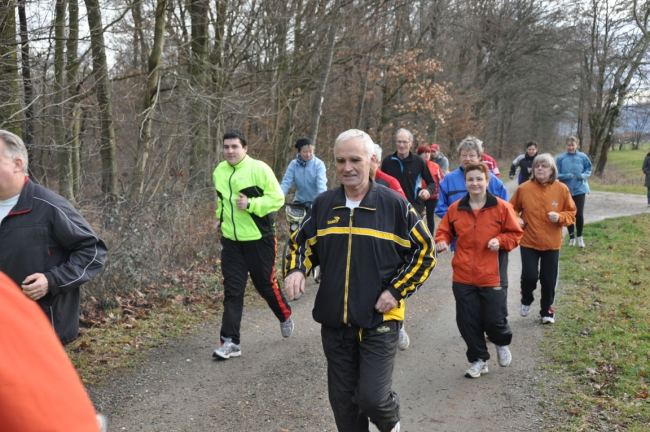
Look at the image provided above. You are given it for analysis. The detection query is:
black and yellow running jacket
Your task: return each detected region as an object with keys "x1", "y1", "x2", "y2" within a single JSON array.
[
  {"x1": 285, "y1": 178, "x2": 436, "y2": 328},
  {"x1": 213, "y1": 155, "x2": 284, "y2": 241}
]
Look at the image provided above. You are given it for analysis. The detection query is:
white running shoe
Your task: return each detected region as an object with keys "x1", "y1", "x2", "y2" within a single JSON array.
[
  {"x1": 398, "y1": 325, "x2": 410, "y2": 350},
  {"x1": 542, "y1": 316, "x2": 555, "y2": 324},
  {"x1": 465, "y1": 359, "x2": 488, "y2": 378},
  {"x1": 496, "y1": 345, "x2": 512, "y2": 367},
  {"x1": 577, "y1": 236, "x2": 585, "y2": 248},
  {"x1": 569, "y1": 238, "x2": 576, "y2": 246},
  {"x1": 213, "y1": 340, "x2": 241, "y2": 359},
  {"x1": 520, "y1": 304, "x2": 531, "y2": 317}
]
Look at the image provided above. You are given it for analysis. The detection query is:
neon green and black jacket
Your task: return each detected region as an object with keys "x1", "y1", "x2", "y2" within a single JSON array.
[{"x1": 213, "y1": 155, "x2": 284, "y2": 241}]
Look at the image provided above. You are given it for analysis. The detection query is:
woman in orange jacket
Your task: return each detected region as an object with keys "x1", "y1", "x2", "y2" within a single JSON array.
[
  {"x1": 435, "y1": 163, "x2": 523, "y2": 379},
  {"x1": 510, "y1": 153, "x2": 576, "y2": 324}
]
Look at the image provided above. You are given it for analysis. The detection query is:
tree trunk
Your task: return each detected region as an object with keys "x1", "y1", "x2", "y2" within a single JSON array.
[
  {"x1": 133, "y1": 0, "x2": 167, "y2": 198},
  {"x1": 0, "y1": 0, "x2": 22, "y2": 136},
  {"x1": 66, "y1": 0, "x2": 82, "y2": 196},
  {"x1": 84, "y1": 0, "x2": 118, "y2": 198},
  {"x1": 188, "y1": 0, "x2": 209, "y2": 187},
  {"x1": 309, "y1": 15, "x2": 339, "y2": 146},
  {"x1": 54, "y1": 0, "x2": 74, "y2": 200},
  {"x1": 17, "y1": 0, "x2": 37, "y2": 178}
]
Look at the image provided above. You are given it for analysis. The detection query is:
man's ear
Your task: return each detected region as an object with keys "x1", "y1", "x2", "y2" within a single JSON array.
[
  {"x1": 13, "y1": 157, "x2": 24, "y2": 173},
  {"x1": 370, "y1": 154, "x2": 377, "y2": 164}
]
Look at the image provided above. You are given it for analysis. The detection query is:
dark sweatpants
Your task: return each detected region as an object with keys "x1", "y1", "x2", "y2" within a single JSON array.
[
  {"x1": 321, "y1": 322, "x2": 400, "y2": 432},
  {"x1": 567, "y1": 193, "x2": 586, "y2": 238},
  {"x1": 220, "y1": 236, "x2": 291, "y2": 345},
  {"x1": 424, "y1": 198, "x2": 438, "y2": 234},
  {"x1": 452, "y1": 282, "x2": 512, "y2": 363},
  {"x1": 520, "y1": 246, "x2": 559, "y2": 318}
]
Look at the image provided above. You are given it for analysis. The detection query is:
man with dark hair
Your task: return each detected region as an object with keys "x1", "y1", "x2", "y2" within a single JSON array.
[
  {"x1": 0, "y1": 130, "x2": 107, "y2": 346},
  {"x1": 212, "y1": 129, "x2": 293, "y2": 360}
]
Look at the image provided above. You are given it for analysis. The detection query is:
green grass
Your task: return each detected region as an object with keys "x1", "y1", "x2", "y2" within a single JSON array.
[
  {"x1": 543, "y1": 214, "x2": 650, "y2": 430},
  {"x1": 590, "y1": 147, "x2": 648, "y2": 195}
]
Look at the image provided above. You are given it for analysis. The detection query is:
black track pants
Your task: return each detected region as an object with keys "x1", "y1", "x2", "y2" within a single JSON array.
[
  {"x1": 220, "y1": 236, "x2": 291, "y2": 345},
  {"x1": 452, "y1": 282, "x2": 512, "y2": 363},
  {"x1": 567, "y1": 193, "x2": 585, "y2": 238},
  {"x1": 520, "y1": 246, "x2": 559, "y2": 318},
  {"x1": 321, "y1": 322, "x2": 400, "y2": 432},
  {"x1": 424, "y1": 198, "x2": 438, "y2": 234}
]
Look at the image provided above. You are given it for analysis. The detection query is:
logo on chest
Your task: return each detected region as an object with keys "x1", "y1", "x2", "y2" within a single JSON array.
[
  {"x1": 551, "y1": 200, "x2": 558, "y2": 208},
  {"x1": 327, "y1": 216, "x2": 340, "y2": 225}
]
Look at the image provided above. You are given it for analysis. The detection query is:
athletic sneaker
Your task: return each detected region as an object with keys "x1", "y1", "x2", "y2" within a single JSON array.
[
  {"x1": 391, "y1": 421, "x2": 401, "y2": 432},
  {"x1": 542, "y1": 316, "x2": 555, "y2": 324},
  {"x1": 496, "y1": 345, "x2": 512, "y2": 367},
  {"x1": 213, "y1": 340, "x2": 241, "y2": 359},
  {"x1": 520, "y1": 304, "x2": 531, "y2": 317},
  {"x1": 577, "y1": 236, "x2": 585, "y2": 248},
  {"x1": 465, "y1": 359, "x2": 488, "y2": 378},
  {"x1": 569, "y1": 238, "x2": 576, "y2": 246},
  {"x1": 281, "y1": 317, "x2": 294, "y2": 338},
  {"x1": 398, "y1": 325, "x2": 410, "y2": 350},
  {"x1": 97, "y1": 414, "x2": 108, "y2": 432}
]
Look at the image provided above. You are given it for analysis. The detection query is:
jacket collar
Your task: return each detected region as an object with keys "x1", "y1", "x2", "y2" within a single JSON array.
[
  {"x1": 9, "y1": 177, "x2": 34, "y2": 215},
  {"x1": 457, "y1": 190, "x2": 498, "y2": 211},
  {"x1": 390, "y1": 151, "x2": 415, "y2": 162},
  {"x1": 332, "y1": 177, "x2": 379, "y2": 210}
]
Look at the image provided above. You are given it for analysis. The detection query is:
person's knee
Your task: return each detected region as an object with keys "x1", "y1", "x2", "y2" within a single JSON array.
[{"x1": 356, "y1": 387, "x2": 388, "y2": 416}]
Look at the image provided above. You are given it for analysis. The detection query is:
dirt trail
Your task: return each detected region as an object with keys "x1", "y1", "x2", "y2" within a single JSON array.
[{"x1": 89, "y1": 183, "x2": 648, "y2": 431}]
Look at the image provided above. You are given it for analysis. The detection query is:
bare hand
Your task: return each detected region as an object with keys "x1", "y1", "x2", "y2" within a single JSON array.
[
  {"x1": 548, "y1": 212, "x2": 559, "y2": 223},
  {"x1": 509, "y1": 175, "x2": 514, "y2": 179},
  {"x1": 213, "y1": 220, "x2": 221, "y2": 231},
  {"x1": 236, "y1": 192, "x2": 248, "y2": 210},
  {"x1": 435, "y1": 241, "x2": 449, "y2": 253},
  {"x1": 517, "y1": 217, "x2": 525, "y2": 229},
  {"x1": 487, "y1": 238, "x2": 500, "y2": 252},
  {"x1": 284, "y1": 272, "x2": 306, "y2": 301},
  {"x1": 375, "y1": 289, "x2": 398, "y2": 314},
  {"x1": 22, "y1": 273, "x2": 49, "y2": 301},
  {"x1": 418, "y1": 189, "x2": 431, "y2": 200}
]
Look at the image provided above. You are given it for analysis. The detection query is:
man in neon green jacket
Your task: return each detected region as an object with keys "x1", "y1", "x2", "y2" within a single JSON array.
[{"x1": 212, "y1": 129, "x2": 293, "y2": 360}]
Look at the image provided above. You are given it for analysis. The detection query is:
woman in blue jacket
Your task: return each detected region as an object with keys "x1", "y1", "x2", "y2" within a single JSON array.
[
  {"x1": 280, "y1": 137, "x2": 327, "y2": 205},
  {"x1": 556, "y1": 136, "x2": 592, "y2": 248}
]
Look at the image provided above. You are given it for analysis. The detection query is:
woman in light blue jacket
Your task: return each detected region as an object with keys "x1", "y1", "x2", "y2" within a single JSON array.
[
  {"x1": 556, "y1": 136, "x2": 592, "y2": 248},
  {"x1": 280, "y1": 137, "x2": 328, "y2": 205}
]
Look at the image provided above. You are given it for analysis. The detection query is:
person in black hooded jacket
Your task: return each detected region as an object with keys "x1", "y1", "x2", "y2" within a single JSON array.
[
  {"x1": 509, "y1": 141, "x2": 538, "y2": 184},
  {"x1": 0, "y1": 130, "x2": 107, "y2": 345}
]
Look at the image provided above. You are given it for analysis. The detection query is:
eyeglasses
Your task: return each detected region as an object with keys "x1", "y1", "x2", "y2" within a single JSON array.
[
  {"x1": 535, "y1": 164, "x2": 550, "y2": 169},
  {"x1": 396, "y1": 140, "x2": 411, "y2": 145}
]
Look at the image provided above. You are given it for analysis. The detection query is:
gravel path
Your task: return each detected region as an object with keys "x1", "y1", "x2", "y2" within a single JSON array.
[{"x1": 88, "y1": 183, "x2": 649, "y2": 431}]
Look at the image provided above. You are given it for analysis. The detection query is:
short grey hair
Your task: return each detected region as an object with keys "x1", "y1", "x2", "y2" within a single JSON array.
[
  {"x1": 395, "y1": 128, "x2": 413, "y2": 143},
  {"x1": 373, "y1": 143, "x2": 383, "y2": 160},
  {"x1": 0, "y1": 130, "x2": 28, "y2": 174},
  {"x1": 532, "y1": 153, "x2": 557, "y2": 183},
  {"x1": 566, "y1": 135, "x2": 579, "y2": 145},
  {"x1": 457, "y1": 136, "x2": 483, "y2": 158},
  {"x1": 334, "y1": 129, "x2": 375, "y2": 159}
]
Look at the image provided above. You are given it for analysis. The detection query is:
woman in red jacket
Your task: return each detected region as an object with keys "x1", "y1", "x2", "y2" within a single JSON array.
[
  {"x1": 416, "y1": 144, "x2": 444, "y2": 233},
  {"x1": 435, "y1": 163, "x2": 523, "y2": 378}
]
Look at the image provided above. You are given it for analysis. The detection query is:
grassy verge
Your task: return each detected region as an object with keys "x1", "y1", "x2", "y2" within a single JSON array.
[
  {"x1": 543, "y1": 214, "x2": 650, "y2": 430},
  {"x1": 590, "y1": 148, "x2": 647, "y2": 195}
]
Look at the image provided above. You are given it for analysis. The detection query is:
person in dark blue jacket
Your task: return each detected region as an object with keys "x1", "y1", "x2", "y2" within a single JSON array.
[{"x1": 509, "y1": 141, "x2": 538, "y2": 184}]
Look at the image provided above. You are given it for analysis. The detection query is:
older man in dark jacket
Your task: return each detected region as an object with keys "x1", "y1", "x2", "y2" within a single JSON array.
[{"x1": 0, "y1": 130, "x2": 107, "y2": 345}]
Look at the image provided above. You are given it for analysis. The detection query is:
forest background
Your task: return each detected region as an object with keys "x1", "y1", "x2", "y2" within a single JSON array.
[{"x1": 0, "y1": 0, "x2": 649, "y2": 311}]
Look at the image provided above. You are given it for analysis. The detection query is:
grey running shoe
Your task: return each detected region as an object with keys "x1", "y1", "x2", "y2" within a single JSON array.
[
  {"x1": 496, "y1": 345, "x2": 512, "y2": 367},
  {"x1": 398, "y1": 325, "x2": 410, "y2": 350},
  {"x1": 577, "y1": 236, "x2": 585, "y2": 248},
  {"x1": 281, "y1": 317, "x2": 294, "y2": 338},
  {"x1": 465, "y1": 359, "x2": 488, "y2": 378},
  {"x1": 520, "y1": 304, "x2": 531, "y2": 317},
  {"x1": 569, "y1": 238, "x2": 576, "y2": 246},
  {"x1": 97, "y1": 414, "x2": 108, "y2": 432},
  {"x1": 213, "y1": 341, "x2": 241, "y2": 359}
]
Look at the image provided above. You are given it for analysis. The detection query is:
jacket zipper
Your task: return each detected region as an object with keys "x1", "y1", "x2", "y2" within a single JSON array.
[
  {"x1": 228, "y1": 166, "x2": 237, "y2": 240},
  {"x1": 343, "y1": 208, "x2": 354, "y2": 324}
]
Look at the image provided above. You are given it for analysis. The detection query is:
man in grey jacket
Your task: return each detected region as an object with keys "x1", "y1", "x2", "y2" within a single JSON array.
[{"x1": 0, "y1": 130, "x2": 107, "y2": 345}]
